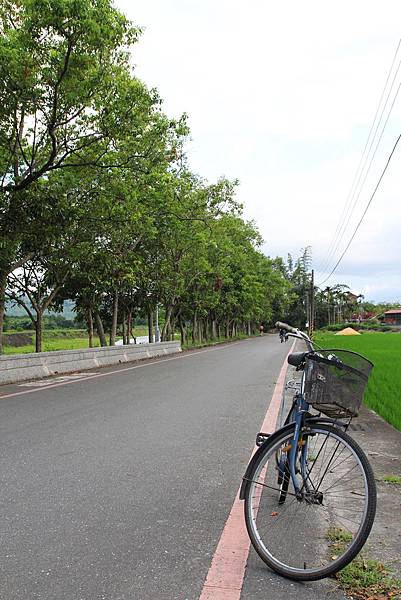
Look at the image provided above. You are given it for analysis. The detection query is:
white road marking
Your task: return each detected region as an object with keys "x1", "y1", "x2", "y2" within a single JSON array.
[{"x1": 0, "y1": 341, "x2": 245, "y2": 400}]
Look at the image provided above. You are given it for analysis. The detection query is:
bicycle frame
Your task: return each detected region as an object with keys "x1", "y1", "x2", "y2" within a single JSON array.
[
  {"x1": 278, "y1": 328, "x2": 348, "y2": 498},
  {"x1": 240, "y1": 326, "x2": 348, "y2": 501},
  {"x1": 282, "y1": 329, "x2": 323, "y2": 496}
]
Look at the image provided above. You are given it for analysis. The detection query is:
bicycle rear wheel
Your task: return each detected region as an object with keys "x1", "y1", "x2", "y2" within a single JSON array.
[{"x1": 243, "y1": 423, "x2": 376, "y2": 581}]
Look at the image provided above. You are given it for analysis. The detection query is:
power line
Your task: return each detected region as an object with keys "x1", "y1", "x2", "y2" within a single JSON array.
[
  {"x1": 317, "y1": 133, "x2": 401, "y2": 287},
  {"x1": 319, "y1": 76, "x2": 401, "y2": 278},
  {"x1": 315, "y1": 38, "x2": 401, "y2": 274}
]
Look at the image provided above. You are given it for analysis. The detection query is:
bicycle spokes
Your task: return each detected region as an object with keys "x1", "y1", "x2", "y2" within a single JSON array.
[{"x1": 244, "y1": 426, "x2": 374, "y2": 578}]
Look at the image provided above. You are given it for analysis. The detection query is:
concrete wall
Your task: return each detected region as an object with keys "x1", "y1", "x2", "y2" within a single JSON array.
[{"x1": 0, "y1": 341, "x2": 181, "y2": 386}]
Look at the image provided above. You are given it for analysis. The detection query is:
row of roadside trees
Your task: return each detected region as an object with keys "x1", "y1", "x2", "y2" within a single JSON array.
[
  {"x1": 0, "y1": 0, "x2": 299, "y2": 353},
  {"x1": 2, "y1": 1, "x2": 375, "y2": 354}
]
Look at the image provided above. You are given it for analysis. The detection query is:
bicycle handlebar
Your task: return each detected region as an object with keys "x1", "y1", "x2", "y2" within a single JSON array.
[
  {"x1": 275, "y1": 321, "x2": 315, "y2": 351},
  {"x1": 275, "y1": 321, "x2": 298, "y2": 334}
]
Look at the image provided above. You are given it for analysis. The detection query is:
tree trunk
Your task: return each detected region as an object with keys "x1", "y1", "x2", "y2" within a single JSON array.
[
  {"x1": 162, "y1": 304, "x2": 173, "y2": 341},
  {"x1": 178, "y1": 315, "x2": 186, "y2": 346},
  {"x1": 110, "y1": 290, "x2": 118, "y2": 346},
  {"x1": 192, "y1": 311, "x2": 197, "y2": 343},
  {"x1": 0, "y1": 270, "x2": 7, "y2": 354},
  {"x1": 170, "y1": 316, "x2": 176, "y2": 341},
  {"x1": 95, "y1": 311, "x2": 107, "y2": 347},
  {"x1": 148, "y1": 310, "x2": 154, "y2": 343},
  {"x1": 35, "y1": 310, "x2": 43, "y2": 353},
  {"x1": 212, "y1": 319, "x2": 217, "y2": 339},
  {"x1": 122, "y1": 315, "x2": 127, "y2": 345},
  {"x1": 87, "y1": 307, "x2": 94, "y2": 348},
  {"x1": 127, "y1": 309, "x2": 132, "y2": 345}
]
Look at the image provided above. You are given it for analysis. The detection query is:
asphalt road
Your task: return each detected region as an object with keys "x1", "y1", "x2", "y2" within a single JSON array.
[{"x1": 0, "y1": 335, "x2": 292, "y2": 600}]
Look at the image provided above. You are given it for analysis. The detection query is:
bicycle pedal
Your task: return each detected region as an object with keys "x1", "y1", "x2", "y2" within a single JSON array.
[{"x1": 256, "y1": 432, "x2": 270, "y2": 446}]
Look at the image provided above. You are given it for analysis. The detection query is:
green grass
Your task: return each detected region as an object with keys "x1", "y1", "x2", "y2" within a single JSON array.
[
  {"x1": 327, "y1": 527, "x2": 353, "y2": 543},
  {"x1": 326, "y1": 528, "x2": 401, "y2": 599},
  {"x1": 3, "y1": 336, "x2": 102, "y2": 354},
  {"x1": 336, "y1": 555, "x2": 401, "y2": 599},
  {"x1": 314, "y1": 331, "x2": 401, "y2": 431},
  {"x1": 382, "y1": 474, "x2": 401, "y2": 485},
  {"x1": 2, "y1": 326, "x2": 150, "y2": 354}
]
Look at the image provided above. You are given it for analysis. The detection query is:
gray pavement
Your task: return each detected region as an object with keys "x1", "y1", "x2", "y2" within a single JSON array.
[
  {"x1": 1, "y1": 336, "x2": 399, "y2": 600},
  {"x1": 0, "y1": 336, "x2": 288, "y2": 600},
  {"x1": 240, "y1": 356, "x2": 348, "y2": 600},
  {"x1": 350, "y1": 405, "x2": 401, "y2": 578}
]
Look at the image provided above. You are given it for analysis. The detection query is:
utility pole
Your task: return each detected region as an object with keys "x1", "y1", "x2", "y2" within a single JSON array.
[
  {"x1": 309, "y1": 269, "x2": 315, "y2": 337},
  {"x1": 305, "y1": 290, "x2": 310, "y2": 332}
]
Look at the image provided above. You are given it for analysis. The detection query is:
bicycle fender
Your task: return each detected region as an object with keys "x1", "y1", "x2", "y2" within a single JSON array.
[
  {"x1": 305, "y1": 416, "x2": 348, "y2": 428},
  {"x1": 239, "y1": 423, "x2": 295, "y2": 500}
]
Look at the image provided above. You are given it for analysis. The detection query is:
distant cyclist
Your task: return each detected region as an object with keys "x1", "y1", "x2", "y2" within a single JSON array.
[
  {"x1": 259, "y1": 324, "x2": 264, "y2": 336},
  {"x1": 279, "y1": 328, "x2": 288, "y2": 343}
]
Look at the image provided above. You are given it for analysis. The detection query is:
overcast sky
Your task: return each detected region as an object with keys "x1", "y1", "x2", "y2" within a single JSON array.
[{"x1": 117, "y1": 0, "x2": 401, "y2": 303}]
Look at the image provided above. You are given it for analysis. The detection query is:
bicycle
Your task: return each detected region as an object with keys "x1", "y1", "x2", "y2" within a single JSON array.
[
  {"x1": 279, "y1": 328, "x2": 288, "y2": 343},
  {"x1": 240, "y1": 321, "x2": 376, "y2": 581}
]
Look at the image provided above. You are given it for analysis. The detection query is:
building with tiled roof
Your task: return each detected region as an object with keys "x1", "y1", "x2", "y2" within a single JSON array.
[{"x1": 383, "y1": 309, "x2": 401, "y2": 325}]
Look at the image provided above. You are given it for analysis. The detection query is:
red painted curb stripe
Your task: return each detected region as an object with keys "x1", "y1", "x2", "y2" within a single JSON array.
[{"x1": 199, "y1": 341, "x2": 296, "y2": 600}]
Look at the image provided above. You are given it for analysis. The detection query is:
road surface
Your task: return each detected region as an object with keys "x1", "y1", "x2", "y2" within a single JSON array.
[{"x1": 0, "y1": 336, "x2": 345, "y2": 599}]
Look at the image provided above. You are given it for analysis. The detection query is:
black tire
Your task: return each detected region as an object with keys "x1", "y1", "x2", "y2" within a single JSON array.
[{"x1": 243, "y1": 422, "x2": 376, "y2": 581}]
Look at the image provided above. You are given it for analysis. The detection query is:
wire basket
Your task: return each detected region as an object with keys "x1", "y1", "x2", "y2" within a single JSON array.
[{"x1": 304, "y1": 349, "x2": 373, "y2": 418}]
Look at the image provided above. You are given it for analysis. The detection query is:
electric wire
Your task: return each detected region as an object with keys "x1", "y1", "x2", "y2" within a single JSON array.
[
  {"x1": 315, "y1": 38, "x2": 401, "y2": 274},
  {"x1": 317, "y1": 132, "x2": 401, "y2": 286},
  {"x1": 315, "y1": 38, "x2": 401, "y2": 275},
  {"x1": 318, "y1": 58, "x2": 401, "y2": 275}
]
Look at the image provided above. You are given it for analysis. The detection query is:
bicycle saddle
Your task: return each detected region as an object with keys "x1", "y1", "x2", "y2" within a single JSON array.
[{"x1": 287, "y1": 352, "x2": 309, "y2": 367}]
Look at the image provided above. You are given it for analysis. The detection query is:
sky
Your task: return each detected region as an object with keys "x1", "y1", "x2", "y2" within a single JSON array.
[{"x1": 117, "y1": 0, "x2": 401, "y2": 303}]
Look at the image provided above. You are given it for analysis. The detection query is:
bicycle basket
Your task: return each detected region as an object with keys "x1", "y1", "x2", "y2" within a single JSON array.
[{"x1": 304, "y1": 349, "x2": 373, "y2": 418}]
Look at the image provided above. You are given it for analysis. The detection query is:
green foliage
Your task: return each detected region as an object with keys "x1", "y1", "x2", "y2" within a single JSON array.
[
  {"x1": 0, "y1": 0, "x2": 291, "y2": 353},
  {"x1": 276, "y1": 247, "x2": 311, "y2": 328},
  {"x1": 4, "y1": 314, "x2": 76, "y2": 331}
]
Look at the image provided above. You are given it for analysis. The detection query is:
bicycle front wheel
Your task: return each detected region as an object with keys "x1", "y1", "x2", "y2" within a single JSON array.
[{"x1": 243, "y1": 423, "x2": 376, "y2": 581}]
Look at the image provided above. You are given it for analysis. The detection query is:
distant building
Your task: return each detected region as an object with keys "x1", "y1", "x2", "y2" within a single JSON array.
[
  {"x1": 382, "y1": 309, "x2": 401, "y2": 326},
  {"x1": 346, "y1": 292, "x2": 360, "y2": 303}
]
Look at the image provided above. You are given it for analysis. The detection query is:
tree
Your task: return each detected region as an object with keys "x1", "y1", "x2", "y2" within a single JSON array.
[
  {"x1": 6, "y1": 258, "x2": 69, "y2": 351},
  {"x1": 282, "y1": 247, "x2": 312, "y2": 328}
]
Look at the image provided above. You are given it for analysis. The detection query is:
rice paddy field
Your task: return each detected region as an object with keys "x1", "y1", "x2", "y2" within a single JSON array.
[{"x1": 314, "y1": 331, "x2": 401, "y2": 432}]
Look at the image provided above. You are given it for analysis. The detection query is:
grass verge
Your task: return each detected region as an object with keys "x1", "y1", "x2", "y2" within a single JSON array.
[
  {"x1": 336, "y1": 555, "x2": 401, "y2": 599},
  {"x1": 327, "y1": 528, "x2": 401, "y2": 599},
  {"x1": 3, "y1": 328, "x2": 150, "y2": 354},
  {"x1": 382, "y1": 474, "x2": 401, "y2": 485}
]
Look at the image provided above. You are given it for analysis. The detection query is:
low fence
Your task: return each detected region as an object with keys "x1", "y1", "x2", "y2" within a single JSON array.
[{"x1": 0, "y1": 341, "x2": 181, "y2": 386}]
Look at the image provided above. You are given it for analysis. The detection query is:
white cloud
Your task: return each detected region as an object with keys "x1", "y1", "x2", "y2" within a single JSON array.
[{"x1": 118, "y1": 0, "x2": 401, "y2": 301}]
